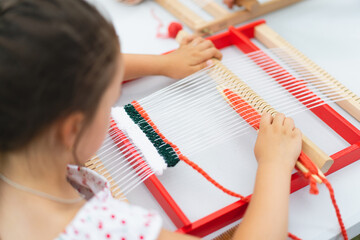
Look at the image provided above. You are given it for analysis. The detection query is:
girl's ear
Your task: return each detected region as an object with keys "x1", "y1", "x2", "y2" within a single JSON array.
[{"x1": 57, "y1": 112, "x2": 85, "y2": 151}]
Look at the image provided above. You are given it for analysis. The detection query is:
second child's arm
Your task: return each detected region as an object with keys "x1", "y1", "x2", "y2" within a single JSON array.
[{"x1": 123, "y1": 36, "x2": 222, "y2": 81}]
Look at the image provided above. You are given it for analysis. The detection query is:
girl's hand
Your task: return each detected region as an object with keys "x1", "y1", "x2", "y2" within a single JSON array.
[
  {"x1": 162, "y1": 35, "x2": 222, "y2": 80},
  {"x1": 254, "y1": 113, "x2": 302, "y2": 172}
]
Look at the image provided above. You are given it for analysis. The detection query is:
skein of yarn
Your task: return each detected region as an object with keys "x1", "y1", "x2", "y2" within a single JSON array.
[{"x1": 168, "y1": 22, "x2": 183, "y2": 38}]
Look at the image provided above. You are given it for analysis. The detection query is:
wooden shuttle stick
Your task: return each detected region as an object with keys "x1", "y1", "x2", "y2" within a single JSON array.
[
  {"x1": 177, "y1": 30, "x2": 333, "y2": 175},
  {"x1": 255, "y1": 23, "x2": 360, "y2": 122}
]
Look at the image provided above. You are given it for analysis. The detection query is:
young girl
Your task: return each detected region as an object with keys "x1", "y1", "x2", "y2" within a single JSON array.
[{"x1": 0, "y1": 0, "x2": 302, "y2": 240}]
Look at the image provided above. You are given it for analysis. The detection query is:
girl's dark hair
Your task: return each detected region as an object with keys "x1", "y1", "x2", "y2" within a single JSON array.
[{"x1": 0, "y1": 0, "x2": 120, "y2": 153}]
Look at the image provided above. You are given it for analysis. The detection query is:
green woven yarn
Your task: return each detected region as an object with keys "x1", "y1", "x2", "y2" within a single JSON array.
[{"x1": 124, "y1": 104, "x2": 180, "y2": 167}]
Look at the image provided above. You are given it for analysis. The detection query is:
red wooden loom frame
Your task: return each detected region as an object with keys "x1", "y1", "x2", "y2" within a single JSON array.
[{"x1": 117, "y1": 20, "x2": 360, "y2": 237}]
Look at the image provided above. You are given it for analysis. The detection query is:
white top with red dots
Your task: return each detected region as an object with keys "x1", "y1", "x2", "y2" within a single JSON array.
[{"x1": 56, "y1": 165, "x2": 162, "y2": 240}]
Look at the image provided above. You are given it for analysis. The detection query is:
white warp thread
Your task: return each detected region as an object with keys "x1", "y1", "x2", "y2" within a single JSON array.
[{"x1": 111, "y1": 107, "x2": 167, "y2": 175}]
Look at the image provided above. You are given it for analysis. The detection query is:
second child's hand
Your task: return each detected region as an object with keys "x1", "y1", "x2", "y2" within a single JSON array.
[
  {"x1": 123, "y1": 36, "x2": 222, "y2": 81},
  {"x1": 162, "y1": 35, "x2": 222, "y2": 79}
]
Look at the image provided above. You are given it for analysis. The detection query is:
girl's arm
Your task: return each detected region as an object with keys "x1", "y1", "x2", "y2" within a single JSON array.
[
  {"x1": 123, "y1": 36, "x2": 222, "y2": 81},
  {"x1": 156, "y1": 113, "x2": 301, "y2": 240}
]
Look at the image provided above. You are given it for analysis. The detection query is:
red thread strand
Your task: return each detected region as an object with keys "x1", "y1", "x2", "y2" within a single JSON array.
[
  {"x1": 288, "y1": 232, "x2": 302, "y2": 240},
  {"x1": 320, "y1": 176, "x2": 348, "y2": 240},
  {"x1": 151, "y1": 9, "x2": 182, "y2": 39},
  {"x1": 151, "y1": 9, "x2": 167, "y2": 38},
  {"x1": 132, "y1": 101, "x2": 247, "y2": 200},
  {"x1": 178, "y1": 154, "x2": 245, "y2": 199}
]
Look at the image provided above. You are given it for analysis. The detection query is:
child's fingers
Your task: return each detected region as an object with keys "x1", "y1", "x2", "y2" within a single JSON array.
[
  {"x1": 293, "y1": 127, "x2": 302, "y2": 138},
  {"x1": 191, "y1": 61, "x2": 211, "y2": 72},
  {"x1": 284, "y1": 117, "x2": 295, "y2": 131},
  {"x1": 196, "y1": 39, "x2": 215, "y2": 51},
  {"x1": 259, "y1": 112, "x2": 272, "y2": 129},
  {"x1": 197, "y1": 40, "x2": 223, "y2": 60},
  {"x1": 273, "y1": 113, "x2": 285, "y2": 128},
  {"x1": 180, "y1": 35, "x2": 195, "y2": 46},
  {"x1": 191, "y1": 36, "x2": 205, "y2": 46},
  {"x1": 197, "y1": 47, "x2": 222, "y2": 62}
]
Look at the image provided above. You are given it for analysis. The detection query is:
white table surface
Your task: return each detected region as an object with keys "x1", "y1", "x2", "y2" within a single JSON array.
[{"x1": 90, "y1": 0, "x2": 360, "y2": 239}]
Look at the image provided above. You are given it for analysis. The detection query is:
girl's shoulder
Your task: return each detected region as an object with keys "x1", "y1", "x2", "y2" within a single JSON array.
[{"x1": 56, "y1": 165, "x2": 162, "y2": 240}]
